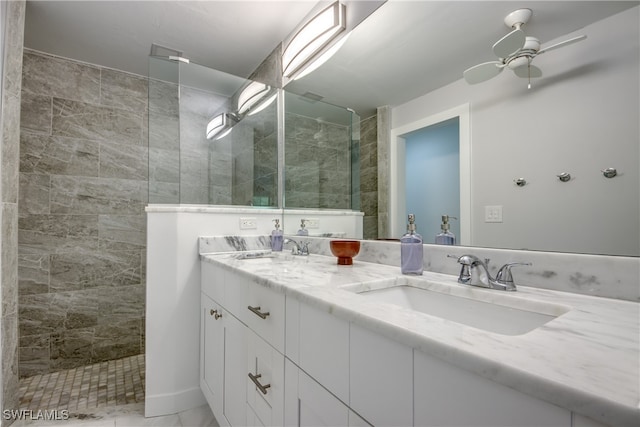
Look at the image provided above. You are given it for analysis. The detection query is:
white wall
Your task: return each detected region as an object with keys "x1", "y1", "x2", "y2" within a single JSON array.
[
  {"x1": 391, "y1": 7, "x2": 639, "y2": 256},
  {"x1": 145, "y1": 206, "x2": 362, "y2": 417}
]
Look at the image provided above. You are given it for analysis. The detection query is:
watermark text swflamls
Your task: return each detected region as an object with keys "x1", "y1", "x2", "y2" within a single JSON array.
[{"x1": 2, "y1": 409, "x2": 70, "y2": 421}]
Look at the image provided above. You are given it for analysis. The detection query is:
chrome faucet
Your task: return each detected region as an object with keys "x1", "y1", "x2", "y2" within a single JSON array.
[
  {"x1": 284, "y1": 238, "x2": 309, "y2": 256},
  {"x1": 449, "y1": 254, "x2": 531, "y2": 291}
]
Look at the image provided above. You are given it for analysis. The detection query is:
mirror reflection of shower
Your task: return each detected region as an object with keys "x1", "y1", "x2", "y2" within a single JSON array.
[{"x1": 148, "y1": 49, "x2": 278, "y2": 207}]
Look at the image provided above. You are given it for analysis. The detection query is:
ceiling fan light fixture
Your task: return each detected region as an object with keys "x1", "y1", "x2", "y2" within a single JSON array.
[{"x1": 507, "y1": 56, "x2": 530, "y2": 70}]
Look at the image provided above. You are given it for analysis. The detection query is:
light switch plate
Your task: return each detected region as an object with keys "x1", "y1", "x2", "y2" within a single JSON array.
[
  {"x1": 239, "y1": 217, "x2": 257, "y2": 229},
  {"x1": 485, "y1": 206, "x2": 503, "y2": 223}
]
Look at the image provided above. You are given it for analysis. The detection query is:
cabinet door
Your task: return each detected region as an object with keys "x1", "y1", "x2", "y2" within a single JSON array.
[
  {"x1": 284, "y1": 358, "x2": 350, "y2": 427},
  {"x1": 350, "y1": 323, "x2": 413, "y2": 427},
  {"x1": 201, "y1": 294, "x2": 224, "y2": 414},
  {"x1": 224, "y1": 311, "x2": 248, "y2": 427},
  {"x1": 247, "y1": 330, "x2": 284, "y2": 426},
  {"x1": 414, "y1": 349, "x2": 571, "y2": 426},
  {"x1": 298, "y1": 302, "x2": 349, "y2": 403}
]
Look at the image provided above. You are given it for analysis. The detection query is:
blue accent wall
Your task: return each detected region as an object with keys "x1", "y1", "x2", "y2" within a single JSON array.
[{"x1": 405, "y1": 117, "x2": 460, "y2": 243}]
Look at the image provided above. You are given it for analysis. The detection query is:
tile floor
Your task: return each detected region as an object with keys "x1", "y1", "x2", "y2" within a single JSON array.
[{"x1": 13, "y1": 355, "x2": 218, "y2": 427}]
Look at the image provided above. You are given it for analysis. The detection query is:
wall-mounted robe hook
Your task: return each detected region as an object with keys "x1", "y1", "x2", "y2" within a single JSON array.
[
  {"x1": 601, "y1": 168, "x2": 617, "y2": 178},
  {"x1": 514, "y1": 178, "x2": 527, "y2": 187},
  {"x1": 557, "y1": 172, "x2": 571, "y2": 182}
]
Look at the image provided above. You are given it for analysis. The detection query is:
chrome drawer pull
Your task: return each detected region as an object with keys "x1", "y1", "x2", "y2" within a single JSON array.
[
  {"x1": 248, "y1": 373, "x2": 271, "y2": 395},
  {"x1": 248, "y1": 305, "x2": 270, "y2": 319}
]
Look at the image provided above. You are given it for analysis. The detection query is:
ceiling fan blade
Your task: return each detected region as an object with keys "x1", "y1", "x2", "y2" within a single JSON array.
[
  {"x1": 514, "y1": 64, "x2": 543, "y2": 78},
  {"x1": 493, "y1": 29, "x2": 526, "y2": 58},
  {"x1": 463, "y1": 61, "x2": 503, "y2": 84},
  {"x1": 537, "y1": 35, "x2": 587, "y2": 55}
]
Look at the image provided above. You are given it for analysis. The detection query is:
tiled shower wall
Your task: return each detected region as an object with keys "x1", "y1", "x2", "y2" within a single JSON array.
[
  {"x1": 360, "y1": 114, "x2": 378, "y2": 240},
  {"x1": 2, "y1": 0, "x2": 26, "y2": 418},
  {"x1": 17, "y1": 50, "x2": 147, "y2": 377},
  {"x1": 284, "y1": 112, "x2": 351, "y2": 209}
]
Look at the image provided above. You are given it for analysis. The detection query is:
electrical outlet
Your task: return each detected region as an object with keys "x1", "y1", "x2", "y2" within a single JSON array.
[
  {"x1": 239, "y1": 217, "x2": 257, "y2": 229},
  {"x1": 305, "y1": 218, "x2": 319, "y2": 229},
  {"x1": 485, "y1": 206, "x2": 503, "y2": 223}
]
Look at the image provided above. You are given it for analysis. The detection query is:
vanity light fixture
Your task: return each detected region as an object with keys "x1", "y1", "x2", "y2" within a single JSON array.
[
  {"x1": 206, "y1": 113, "x2": 237, "y2": 141},
  {"x1": 237, "y1": 81, "x2": 276, "y2": 116},
  {"x1": 282, "y1": 1, "x2": 346, "y2": 80}
]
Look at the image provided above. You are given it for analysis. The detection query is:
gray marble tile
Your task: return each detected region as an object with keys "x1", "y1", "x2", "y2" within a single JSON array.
[
  {"x1": 50, "y1": 176, "x2": 144, "y2": 215},
  {"x1": 19, "y1": 173, "x2": 51, "y2": 215},
  {"x1": 2, "y1": 93, "x2": 22, "y2": 203},
  {"x1": 52, "y1": 98, "x2": 143, "y2": 145},
  {"x1": 95, "y1": 285, "x2": 144, "y2": 327},
  {"x1": 148, "y1": 111, "x2": 179, "y2": 151},
  {"x1": 22, "y1": 50, "x2": 100, "y2": 103},
  {"x1": 18, "y1": 229, "x2": 99, "y2": 258},
  {"x1": 2, "y1": 203, "x2": 19, "y2": 315},
  {"x1": 50, "y1": 250, "x2": 142, "y2": 291},
  {"x1": 2, "y1": 0, "x2": 24, "y2": 409},
  {"x1": 149, "y1": 147, "x2": 180, "y2": 183},
  {"x1": 18, "y1": 293, "x2": 66, "y2": 337},
  {"x1": 148, "y1": 79, "x2": 179, "y2": 116},
  {"x1": 50, "y1": 328, "x2": 94, "y2": 370},
  {"x1": 98, "y1": 215, "x2": 146, "y2": 251},
  {"x1": 2, "y1": 309, "x2": 20, "y2": 411},
  {"x1": 19, "y1": 214, "x2": 98, "y2": 239},
  {"x1": 148, "y1": 181, "x2": 179, "y2": 204},
  {"x1": 3, "y1": 0, "x2": 25, "y2": 93},
  {"x1": 17, "y1": 344, "x2": 50, "y2": 378},
  {"x1": 99, "y1": 142, "x2": 148, "y2": 180},
  {"x1": 20, "y1": 93, "x2": 52, "y2": 134},
  {"x1": 92, "y1": 319, "x2": 141, "y2": 362},
  {"x1": 100, "y1": 69, "x2": 148, "y2": 113},
  {"x1": 18, "y1": 252, "x2": 50, "y2": 296},
  {"x1": 20, "y1": 133, "x2": 100, "y2": 176}
]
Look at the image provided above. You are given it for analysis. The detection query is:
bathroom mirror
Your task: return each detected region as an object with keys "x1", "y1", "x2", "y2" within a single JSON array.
[
  {"x1": 283, "y1": 1, "x2": 640, "y2": 256},
  {"x1": 149, "y1": 56, "x2": 279, "y2": 208}
]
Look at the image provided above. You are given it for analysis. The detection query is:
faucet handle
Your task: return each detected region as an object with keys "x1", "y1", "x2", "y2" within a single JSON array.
[
  {"x1": 495, "y1": 262, "x2": 532, "y2": 287},
  {"x1": 300, "y1": 242, "x2": 310, "y2": 256}
]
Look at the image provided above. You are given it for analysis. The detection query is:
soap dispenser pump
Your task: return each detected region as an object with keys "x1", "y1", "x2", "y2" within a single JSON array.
[
  {"x1": 296, "y1": 219, "x2": 309, "y2": 236},
  {"x1": 271, "y1": 219, "x2": 283, "y2": 251},
  {"x1": 435, "y1": 215, "x2": 457, "y2": 245},
  {"x1": 400, "y1": 214, "x2": 423, "y2": 275}
]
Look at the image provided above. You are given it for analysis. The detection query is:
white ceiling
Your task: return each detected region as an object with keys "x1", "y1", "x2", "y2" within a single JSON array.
[{"x1": 24, "y1": 1, "x2": 638, "y2": 116}]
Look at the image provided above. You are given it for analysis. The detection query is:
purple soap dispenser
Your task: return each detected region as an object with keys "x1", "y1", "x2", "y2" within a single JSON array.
[{"x1": 400, "y1": 214, "x2": 423, "y2": 275}]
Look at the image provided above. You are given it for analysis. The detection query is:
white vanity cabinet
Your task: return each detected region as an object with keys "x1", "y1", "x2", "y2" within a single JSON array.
[
  {"x1": 350, "y1": 323, "x2": 413, "y2": 427},
  {"x1": 200, "y1": 294, "x2": 248, "y2": 427},
  {"x1": 247, "y1": 329, "x2": 285, "y2": 426},
  {"x1": 413, "y1": 349, "x2": 571, "y2": 427},
  {"x1": 284, "y1": 358, "x2": 356, "y2": 427},
  {"x1": 201, "y1": 257, "x2": 616, "y2": 427},
  {"x1": 201, "y1": 261, "x2": 285, "y2": 427}
]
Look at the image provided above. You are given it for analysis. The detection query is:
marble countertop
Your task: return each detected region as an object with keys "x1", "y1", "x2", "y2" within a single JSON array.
[{"x1": 200, "y1": 251, "x2": 639, "y2": 427}]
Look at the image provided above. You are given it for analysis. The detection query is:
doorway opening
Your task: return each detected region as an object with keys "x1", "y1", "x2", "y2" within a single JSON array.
[
  {"x1": 404, "y1": 118, "x2": 460, "y2": 243},
  {"x1": 389, "y1": 104, "x2": 471, "y2": 243}
]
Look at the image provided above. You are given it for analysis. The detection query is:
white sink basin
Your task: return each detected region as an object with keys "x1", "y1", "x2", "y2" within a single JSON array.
[{"x1": 343, "y1": 278, "x2": 569, "y2": 335}]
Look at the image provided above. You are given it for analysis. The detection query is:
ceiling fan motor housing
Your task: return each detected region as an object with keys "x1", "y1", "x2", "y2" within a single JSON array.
[{"x1": 504, "y1": 8, "x2": 532, "y2": 29}]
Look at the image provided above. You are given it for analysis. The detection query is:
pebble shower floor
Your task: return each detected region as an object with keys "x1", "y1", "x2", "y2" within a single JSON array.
[{"x1": 17, "y1": 354, "x2": 145, "y2": 412}]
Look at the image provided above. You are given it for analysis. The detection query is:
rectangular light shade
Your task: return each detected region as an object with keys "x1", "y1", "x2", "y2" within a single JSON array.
[
  {"x1": 238, "y1": 81, "x2": 269, "y2": 115},
  {"x1": 206, "y1": 113, "x2": 227, "y2": 140},
  {"x1": 282, "y1": 1, "x2": 345, "y2": 78}
]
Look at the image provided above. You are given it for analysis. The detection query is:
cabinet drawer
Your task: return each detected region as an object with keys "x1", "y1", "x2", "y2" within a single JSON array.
[
  {"x1": 244, "y1": 279, "x2": 285, "y2": 353},
  {"x1": 247, "y1": 330, "x2": 284, "y2": 427},
  {"x1": 201, "y1": 261, "x2": 225, "y2": 303}
]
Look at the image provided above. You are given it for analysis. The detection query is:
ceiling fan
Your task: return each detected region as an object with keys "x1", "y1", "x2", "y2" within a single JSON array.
[{"x1": 463, "y1": 8, "x2": 587, "y2": 88}]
